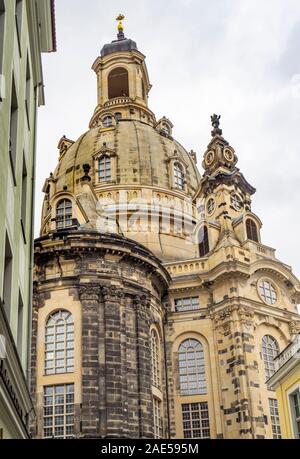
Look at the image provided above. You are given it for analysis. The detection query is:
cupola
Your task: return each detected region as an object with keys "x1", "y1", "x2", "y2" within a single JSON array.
[{"x1": 90, "y1": 15, "x2": 155, "y2": 128}]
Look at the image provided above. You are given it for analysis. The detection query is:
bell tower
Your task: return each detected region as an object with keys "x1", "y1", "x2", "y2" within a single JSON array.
[
  {"x1": 196, "y1": 114, "x2": 261, "y2": 251},
  {"x1": 90, "y1": 15, "x2": 155, "y2": 128}
]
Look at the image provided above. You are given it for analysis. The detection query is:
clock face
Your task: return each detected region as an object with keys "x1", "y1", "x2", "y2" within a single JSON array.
[
  {"x1": 224, "y1": 148, "x2": 234, "y2": 162},
  {"x1": 205, "y1": 151, "x2": 215, "y2": 166},
  {"x1": 231, "y1": 193, "x2": 243, "y2": 211}
]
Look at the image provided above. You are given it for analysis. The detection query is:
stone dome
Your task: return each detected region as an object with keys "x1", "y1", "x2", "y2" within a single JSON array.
[
  {"x1": 41, "y1": 31, "x2": 202, "y2": 262},
  {"x1": 53, "y1": 120, "x2": 200, "y2": 195},
  {"x1": 101, "y1": 37, "x2": 138, "y2": 58}
]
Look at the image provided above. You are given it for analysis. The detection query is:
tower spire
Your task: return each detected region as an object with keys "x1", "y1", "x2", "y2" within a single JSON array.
[{"x1": 116, "y1": 13, "x2": 125, "y2": 40}]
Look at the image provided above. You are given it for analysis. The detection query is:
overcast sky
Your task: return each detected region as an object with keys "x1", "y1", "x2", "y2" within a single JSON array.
[{"x1": 36, "y1": 0, "x2": 300, "y2": 278}]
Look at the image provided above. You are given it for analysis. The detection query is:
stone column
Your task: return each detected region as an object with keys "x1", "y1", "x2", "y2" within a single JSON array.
[
  {"x1": 211, "y1": 304, "x2": 262, "y2": 438},
  {"x1": 101, "y1": 285, "x2": 126, "y2": 438},
  {"x1": 133, "y1": 294, "x2": 154, "y2": 438},
  {"x1": 79, "y1": 285, "x2": 101, "y2": 438}
]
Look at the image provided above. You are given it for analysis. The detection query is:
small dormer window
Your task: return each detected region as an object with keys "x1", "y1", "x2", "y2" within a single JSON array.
[
  {"x1": 246, "y1": 218, "x2": 259, "y2": 242},
  {"x1": 103, "y1": 116, "x2": 113, "y2": 128},
  {"x1": 174, "y1": 163, "x2": 184, "y2": 190},
  {"x1": 162, "y1": 124, "x2": 170, "y2": 136},
  {"x1": 199, "y1": 226, "x2": 209, "y2": 257},
  {"x1": 99, "y1": 156, "x2": 111, "y2": 182},
  {"x1": 56, "y1": 199, "x2": 72, "y2": 229}
]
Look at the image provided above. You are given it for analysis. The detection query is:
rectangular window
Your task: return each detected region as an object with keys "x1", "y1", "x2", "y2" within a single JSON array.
[
  {"x1": 269, "y1": 398, "x2": 281, "y2": 439},
  {"x1": 21, "y1": 153, "x2": 27, "y2": 241},
  {"x1": 9, "y1": 77, "x2": 18, "y2": 184},
  {"x1": 290, "y1": 390, "x2": 300, "y2": 439},
  {"x1": 15, "y1": 0, "x2": 23, "y2": 55},
  {"x1": 175, "y1": 297, "x2": 200, "y2": 312},
  {"x1": 98, "y1": 156, "x2": 111, "y2": 183},
  {"x1": 17, "y1": 292, "x2": 23, "y2": 355},
  {"x1": 43, "y1": 384, "x2": 75, "y2": 439},
  {"x1": 0, "y1": 0, "x2": 5, "y2": 87},
  {"x1": 3, "y1": 234, "x2": 13, "y2": 322},
  {"x1": 153, "y1": 397, "x2": 163, "y2": 439},
  {"x1": 182, "y1": 402, "x2": 210, "y2": 439},
  {"x1": 25, "y1": 56, "x2": 31, "y2": 128}
]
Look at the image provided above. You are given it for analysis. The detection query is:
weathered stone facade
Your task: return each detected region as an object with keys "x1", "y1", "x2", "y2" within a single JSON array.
[
  {"x1": 31, "y1": 231, "x2": 169, "y2": 438},
  {"x1": 31, "y1": 22, "x2": 300, "y2": 439}
]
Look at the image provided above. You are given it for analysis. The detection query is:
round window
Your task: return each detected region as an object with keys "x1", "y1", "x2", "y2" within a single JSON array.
[
  {"x1": 103, "y1": 116, "x2": 113, "y2": 128},
  {"x1": 206, "y1": 198, "x2": 215, "y2": 216},
  {"x1": 231, "y1": 193, "x2": 243, "y2": 211},
  {"x1": 258, "y1": 280, "x2": 277, "y2": 305}
]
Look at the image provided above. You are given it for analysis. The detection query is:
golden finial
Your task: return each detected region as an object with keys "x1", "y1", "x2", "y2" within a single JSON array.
[{"x1": 116, "y1": 14, "x2": 125, "y2": 33}]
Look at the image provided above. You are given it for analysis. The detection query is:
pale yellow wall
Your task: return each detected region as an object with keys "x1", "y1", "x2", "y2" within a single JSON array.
[
  {"x1": 275, "y1": 368, "x2": 300, "y2": 439},
  {"x1": 167, "y1": 323, "x2": 220, "y2": 438},
  {"x1": 35, "y1": 289, "x2": 82, "y2": 438}
]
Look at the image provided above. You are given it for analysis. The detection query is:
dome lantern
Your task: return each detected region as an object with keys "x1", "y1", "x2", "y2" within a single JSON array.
[{"x1": 90, "y1": 16, "x2": 155, "y2": 128}]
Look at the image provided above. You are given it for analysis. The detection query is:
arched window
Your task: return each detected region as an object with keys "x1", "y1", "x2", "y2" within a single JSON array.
[
  {"x1": 56, "y1": 199, "x2": 72, "y2": 229},
  {"x1": 108, "y1": 67, "x2": 129, "y2": 99},
  {"x1": 115, "y1": 112, "x2": 122, "y2": 121},
  {"x1": 246, "y1": 219, "x2": 259, "y2": 242},
  {"x1": 178, "y1": 339, "x2": 207, "y2": 395},
  {"x1": 151, "y1": 329, "x2": 160, "y2": 388},
  {"x1": 262, "y1": 335, "x2": 279, "y2": 379},
  {"x1": 141, "y1": 80, "x2": 145, "y2": 100},
  {"x1": 199, "y1": 226, "x2": 209, "y2": 257},
  {"x1": 174, "y1": 163, "x2": 184, "y2": 190},
  {"x1": 99, "y1": 156, "x2": 111, "y2": 182},
  {"x1": 45, "y1": 310, "x2": 74, "y2": 375}
]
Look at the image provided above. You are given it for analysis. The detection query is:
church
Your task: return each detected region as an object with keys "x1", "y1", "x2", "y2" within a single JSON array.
[{"x1": 30, "y1": 16, "x2": 300, "y2": 439}]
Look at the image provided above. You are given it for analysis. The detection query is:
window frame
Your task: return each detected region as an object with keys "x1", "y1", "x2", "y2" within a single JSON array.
[
  {"x1": 102, "y1": 115, "x2": 113, "y2": 128},
  {"x1": 56, "y1": 198, "x2": 73, "y2": 230},
  {"x1": 269, "y1": 398, "x2": 282, "y2": 439},
  {"x1": 0, "y1": 0, "x2": 5, "y2": 98},
  {"x1": 206, "y1": 198, "x2": 215, "y2": 216},
  {"x1": 181, "y1": 402, "x2": 210, "y2": 439},
  {"x1": 262, "y1": 335, "x2": 279, "y2": 380},
  {"x1": 258, "y1": 279, "x2": 278, "y2": 305},
  {"x1": 153, "y1": 397, "x2": 163, "y2": 439},
  {"x1": 178, "y1": 338, "x2": 207, "y2": 396},
  {"x1": 150, "y1": 329, "x2": 161, "y2": 389},
  {"x1": 174, "y1": 297, "x2": 200, "y2": 313},
  {"x1": 98, "y1": 155, "x2": 112, "y2": 183},
  {"x1": 199, "y1": 225, "x2": 209, "y2": 257},
  {"x1": 45, "y1": 310, "x2": 75, "y2": 376},
  {"x1": 246, "y1": 218, "x2": 259, "y2": 242},
  {"x1": 43, "y1": 384, "x2": 75, "y2": 439},
  {"x1": 289, "y1": 388, "x2": 300, "y2": 439},
  {"x1": 173, "y1": 162, "x2": 185, "y2": 191}
]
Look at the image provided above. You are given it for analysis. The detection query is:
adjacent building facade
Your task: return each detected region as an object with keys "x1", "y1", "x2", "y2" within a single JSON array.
[
  {"x1": 267, "y1": 334, "x2": 300, "y2": 439},
  {"x1": 0, "y1": 0, "x2": 56, "y2": 439},
  {"x1": 31, "y1": 19, "x2": 300, "y2": 439}
]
